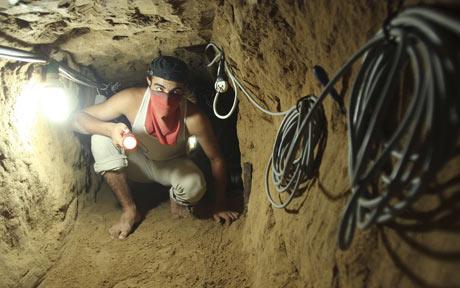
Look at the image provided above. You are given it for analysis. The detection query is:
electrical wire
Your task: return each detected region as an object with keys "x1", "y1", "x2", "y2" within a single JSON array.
[
  {"x1": 338, "y1": 7, "x2": 460, "y2": 250},
  {"x1": 206, "y1": 29, "x2": 385, "y2": 209},
  {"x1": 0, "y1": 45, "x2": 102, "y2": 88},
  {"x1": 261, "y1": 36, "x2": 383, "y2": 209},
  {"x1": 206, "y1": 7, "x2": 459, "y2": 241},
  {"x1": 0, "y1": 45, "x2": 47, "y2": 63},
  {"x1": 59, "y1": 63, "x2": 100, "y2": 88},
  {"x1": 206, "y1": 42, "x2": 349, "y2": 208},
  {"x1": 265, "y1": 96, "x2": 327, "y2": 208},
  {"x1": 206, "y1": 43, "x2": 291, "y2": 119}
]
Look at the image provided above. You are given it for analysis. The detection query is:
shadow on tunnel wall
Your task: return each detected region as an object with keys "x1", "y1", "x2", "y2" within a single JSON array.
[{"x1": 379, "y1": 151, "x2": 460, "y2": 288}]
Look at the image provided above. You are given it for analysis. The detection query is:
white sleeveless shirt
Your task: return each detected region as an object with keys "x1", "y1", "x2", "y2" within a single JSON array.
[{"x1": 131, "y1": 89, "x2": 187, "y2": 161}]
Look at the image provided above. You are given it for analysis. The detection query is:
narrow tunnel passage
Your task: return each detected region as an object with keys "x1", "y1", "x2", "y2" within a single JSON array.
[{"x1": 1, "y1": 1, "x2": 460, "y2": 288}]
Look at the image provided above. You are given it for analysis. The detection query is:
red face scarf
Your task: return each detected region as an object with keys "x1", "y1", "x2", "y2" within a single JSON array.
[{"x1": 145, "y1": 90, "x2": 182, "y2": 145}]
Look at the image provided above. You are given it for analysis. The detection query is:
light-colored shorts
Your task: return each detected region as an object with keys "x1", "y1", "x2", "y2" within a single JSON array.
[{"x1": 91, "y1": 134, "x2": 206, "y2": 206}]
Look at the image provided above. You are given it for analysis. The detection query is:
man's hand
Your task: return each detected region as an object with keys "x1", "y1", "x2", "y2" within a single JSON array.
[
  {"x1": 213, "y1": 206, "x2": 239, "y2": 225},
  {"x1": 186, "y1": 104, "x2": 239, "y2": 225},
  {"x1": 111, "y1": 123, "x2": 130, "y2": 148}
]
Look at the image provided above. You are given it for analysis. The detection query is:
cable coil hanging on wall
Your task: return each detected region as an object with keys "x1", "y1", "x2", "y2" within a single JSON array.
[
  {"x1": 265, "y1": 95, "x2": 327, "y2": 208},
  {"x1": 337, "y1": 7, "x2": 460, "y2": 250},
  {"x1": 207, "y1": 6, "x2": 459, "y2": 247}
]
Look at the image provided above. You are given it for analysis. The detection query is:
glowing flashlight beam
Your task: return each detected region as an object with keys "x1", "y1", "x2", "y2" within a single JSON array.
[{"x1": 122, "y1": 133, "x2": 137, "y2": 150}]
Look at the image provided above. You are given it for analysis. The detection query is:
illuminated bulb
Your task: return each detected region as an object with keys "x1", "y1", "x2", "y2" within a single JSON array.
[
  {"x1": 39, "y1": 86, "x2": 72, "y2": 122},
  {"x1": 122, "y1": 133, "x2": 137, "y2": 150},
  {"x1": 39, "y1": 61, "x2": 73, "y2": 123}
]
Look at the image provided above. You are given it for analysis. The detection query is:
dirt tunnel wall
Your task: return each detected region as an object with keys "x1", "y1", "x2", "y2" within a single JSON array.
[
  {"x1": 211, "y1": 0, "x2": 460, "y2": 287},
  {"x1": 0, "y1": 57, "x2": 99, "y2": 286},
  {"x1": 0, "y1": 0, "x2": 459, "y2": 287}
]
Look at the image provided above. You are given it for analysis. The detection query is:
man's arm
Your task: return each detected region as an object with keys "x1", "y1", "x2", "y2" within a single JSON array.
[
  {"x1": 186, "y1": 103, "x2": 239, "y2": 224},
  {"x1": 73, "y1": 89, "x2": 134, "y2": 146}
]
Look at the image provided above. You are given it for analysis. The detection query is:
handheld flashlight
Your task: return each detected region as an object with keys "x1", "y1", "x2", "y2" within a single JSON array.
[{"x1": 122, "y1": 131, "x2": 137, "y2": 150}]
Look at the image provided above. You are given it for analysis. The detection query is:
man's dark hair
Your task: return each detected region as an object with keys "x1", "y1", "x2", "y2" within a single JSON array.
[{"x1": 147, "y1": 55, "x2": 189, "y2": 84}]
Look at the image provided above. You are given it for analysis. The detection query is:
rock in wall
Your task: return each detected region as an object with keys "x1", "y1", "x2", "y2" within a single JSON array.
[
  {"x1": 0, "y1": 59, "x2": 98, "y2": 287},
  {"x1": 211, "y1": 0, "x2": 460, "y2": 287}
]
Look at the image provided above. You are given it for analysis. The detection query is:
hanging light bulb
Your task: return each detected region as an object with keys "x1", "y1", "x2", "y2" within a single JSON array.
[{"x1": 40, "y1": 61, "x2": 72, "y2": 122}]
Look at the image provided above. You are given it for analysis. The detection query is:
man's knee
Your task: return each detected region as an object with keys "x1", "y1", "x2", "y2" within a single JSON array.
[
  {"x1": 186, "y1": 173, "x2": 206, "y2": 204},
  {"x1": 103, "y1": 169, "x2": 127, "y2": 182},
  {"x1": 170, "y1": 172, "x2": 206, "y2": 206},
  {"x1": 91, "y1": 134, "x2": 128, "y2": 174}
]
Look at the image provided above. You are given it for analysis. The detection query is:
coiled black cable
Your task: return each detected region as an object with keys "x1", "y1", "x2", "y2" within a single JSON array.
[
  {"x1": 338, "y1": 7, "x2": 460, "y2": 250},
  {"x1": 265, "y1": 95, "x2": 327, "y2": 208}
]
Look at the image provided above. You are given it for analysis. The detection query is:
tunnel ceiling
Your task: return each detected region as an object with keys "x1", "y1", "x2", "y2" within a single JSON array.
[{"x1": 0, "y1": 0, "x2": 214, "y2": 83}]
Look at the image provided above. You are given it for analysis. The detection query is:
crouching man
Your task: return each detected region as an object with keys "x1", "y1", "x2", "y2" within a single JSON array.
[{"x1": 72, "y1": 56, "x2": 239, "y2": 240}]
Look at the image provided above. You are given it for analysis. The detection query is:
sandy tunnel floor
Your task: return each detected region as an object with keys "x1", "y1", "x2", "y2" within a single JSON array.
[{"x1": 38, "y1": 183, "x2": 249, "y2": 288}]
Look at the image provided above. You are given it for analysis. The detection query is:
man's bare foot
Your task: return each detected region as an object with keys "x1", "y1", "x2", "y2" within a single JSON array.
[
  {"x1": 108, "y1": 207, "x2": 142, "y2": 240},
  {"x1": 170, "y1": 199, "x2": 192, "y2": 218}
]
